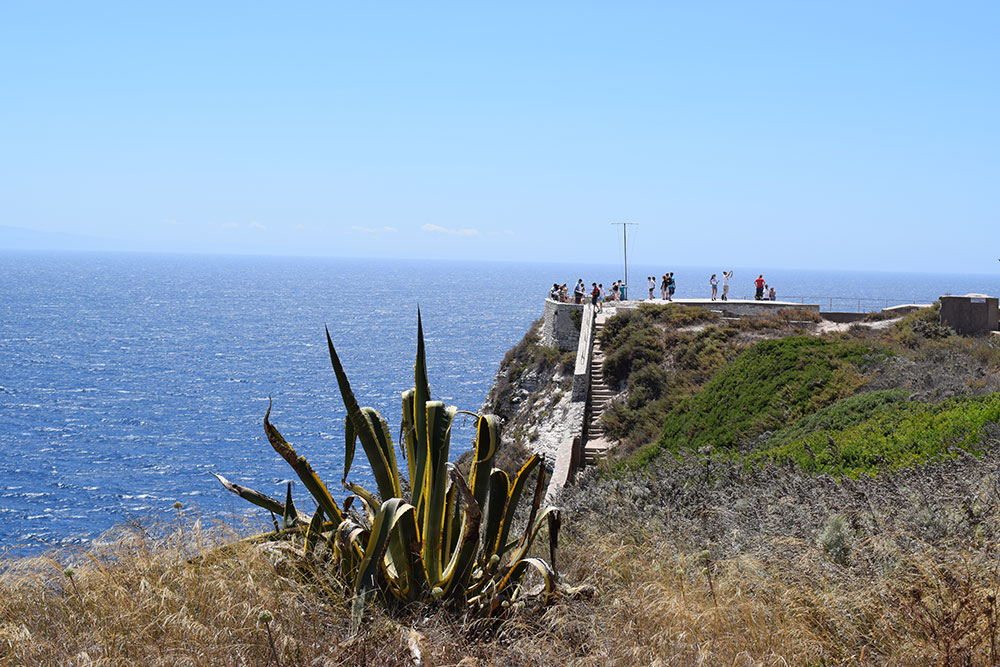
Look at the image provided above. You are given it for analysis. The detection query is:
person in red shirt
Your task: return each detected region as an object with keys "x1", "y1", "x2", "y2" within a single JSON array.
[
  {"x1": 591, "y1": 282, "x2": 602, "y2": 312},
  {"x1": 754, "y1": 275, "x2": 766, "y2": 300}
]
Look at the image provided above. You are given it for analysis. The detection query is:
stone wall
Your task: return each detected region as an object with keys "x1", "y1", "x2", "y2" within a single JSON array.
[{"x1": 539, "y1": 298, "x2": 583, "y2": 350}]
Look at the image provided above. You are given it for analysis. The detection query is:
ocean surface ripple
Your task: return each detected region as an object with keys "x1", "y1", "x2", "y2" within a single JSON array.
[{"x1": 2, "y1": 251, "x2": 998, "y2": 552}]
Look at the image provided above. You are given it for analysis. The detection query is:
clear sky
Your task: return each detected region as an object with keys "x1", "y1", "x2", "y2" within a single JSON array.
[{"x1": 1, "y1": 2, "x2": 997, "y2": 273}]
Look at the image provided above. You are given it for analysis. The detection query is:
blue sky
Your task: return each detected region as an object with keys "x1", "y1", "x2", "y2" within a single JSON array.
[{"x1": 1, "y1": 2, "x2": 997, "y2": 272}]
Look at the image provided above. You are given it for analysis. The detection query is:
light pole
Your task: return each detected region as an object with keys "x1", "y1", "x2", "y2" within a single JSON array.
[{"x1": 611, "y1": 222, "x2": 638, "y2": 299}]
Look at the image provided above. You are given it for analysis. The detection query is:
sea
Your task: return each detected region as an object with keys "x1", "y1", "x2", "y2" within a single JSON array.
[{"x1": 3, "y1": 250, "x2": 1000, "y2": 553}]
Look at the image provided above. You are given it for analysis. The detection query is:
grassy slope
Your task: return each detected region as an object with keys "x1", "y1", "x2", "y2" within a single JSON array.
[
  {"x1": 634, "y1": 335, "x2": 876, "y2": 467},
  {"x1": 755, "y1": 390, "x2": 1000, "y2": 476},
  {"x1": 618, "y1": 303, "x2": 1000, "y2": 477}
]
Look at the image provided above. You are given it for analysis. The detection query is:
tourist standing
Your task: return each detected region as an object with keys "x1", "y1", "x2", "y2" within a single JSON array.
[
  {"x1": 660, "y1": 274, "x2": 668, "y2": 300},
  {"x1": 722, "y1": 270, "x2": 733, "y2": 301},
  {"x1": 574, "y1": 279, "x2": 585, "y2": 304},
  {"x1": 667, "y1": 272, "x2": 676, "y2": 301},
  {"x1": 591, "y1": 283, "x2": 602, "y2": 312},
  {"x1": 648, "y1": 276, "x2": 655, "y2": 299},
  {"x1": 599, "y1": 283, "x2": 606, "y2": 303},
  {"x1": 710, "y1": 274, "x2": 718, "y2": 300},
  {"x1": 754, "y1": 274, "x2": 766, "y2": 300}
]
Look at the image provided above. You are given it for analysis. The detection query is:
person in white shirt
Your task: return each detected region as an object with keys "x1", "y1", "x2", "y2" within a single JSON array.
[
  {"x1": 648, "y1": 276, "x2": 655, "y2": 299},
  {"x1": 710, "y1": 274, "x2": 719, "y2": 300},
  {"x1": 722, "y1": 270, "x2": 733, "y2": 301}
]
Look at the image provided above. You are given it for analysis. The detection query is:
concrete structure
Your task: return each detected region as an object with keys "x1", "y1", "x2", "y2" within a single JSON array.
[
  {"x1": 571, "y1": 304, "x2": 597, "y2": 401},
  {"x1": 539, "y1": 298, "x2": 583, "y2": 350},
  {"x1": 940, "y1": 294, "x2": 1000, "y2": 335},
  {"x1": 821, "y1": 312, "x2": 868, "y2": 324}
]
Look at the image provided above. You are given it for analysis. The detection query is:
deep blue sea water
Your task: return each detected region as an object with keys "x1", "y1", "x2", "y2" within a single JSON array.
[{"x1": 2, "y1": 251, "x2": 999, "y2": 552}]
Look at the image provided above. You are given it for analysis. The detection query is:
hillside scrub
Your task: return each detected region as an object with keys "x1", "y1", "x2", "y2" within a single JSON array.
[
  {"x1": 599, "y1": 305, "x2": 819, "y2": 452},
  {"x1": 754, "y1": 391, "x2": 1000, "y2": 476},
  {"x1": 635, "y1": 336, "x2": 877, "y2": 467}
]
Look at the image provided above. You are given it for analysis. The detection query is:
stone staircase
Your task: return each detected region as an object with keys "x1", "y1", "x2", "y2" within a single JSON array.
[{"x1": 583, "y1": 318, "x2": 615, "y2": 464}]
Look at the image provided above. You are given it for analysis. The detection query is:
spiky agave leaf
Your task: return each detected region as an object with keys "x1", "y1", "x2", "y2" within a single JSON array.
[
  {"x1": 210, "y1": 472, "x2": 287, "y2": 517},
  {"x1": 263, "y1": 403, "x2": 344, "y2": 526},
  {"x1": 327, "y1": 327, "x2": 402, "y2": 501},
  {"x1": 350, "y1": 498, "x2": 416, "y2": 635},
  {"x1": 282, "y1": 483, "x2": 298, "y2": 529}
]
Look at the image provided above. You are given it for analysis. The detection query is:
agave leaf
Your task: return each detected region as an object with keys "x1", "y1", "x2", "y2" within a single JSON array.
[
  {"x1": 440, "y1": 465, "x2": 483, "y2": 597},
  {"x1": 493, "y1": 455, "x2": 541, "y2": 559},
  {"x1": 282, "y1": 482, "x2": 298, "y2": 530},
  {"x1": 401, "y1": 388, "x2": 427, "y2": 514},
  {"x1": 547, "y1": 509, "x2": 561, "y2": 574},
  {"x1": 469, "y1": 415, "x2": 499, "y2": 513},
  {"x1": 350, "y1": 498, "x2": 414, "y2": 636},
  {"x1": 342, "y1": 416, "x2": 356, "y2": 486},
  {"x1": 383, "y1": 502, "x2": 425, "y2": 602},
  {"x1": 502, "y1": 506, "x2": 561, "y2": 571},
  {"x1": 326, "y1": 327, "x2": 401, "y2": 501},
  {"x1": 346, "y1": 481, "x2": 378, "y2": 526},
  {"x1": 441, "y1": 480, "x2": 462, "y2": 563},
  {"x1": 360, "y1": 406, "x2": 402, "y2": 498},
  {"x1": 421, "y1": 401, "x2": 455, "y2": 587},
  {"x1": 411, "y1": 311, "x2": 431, "y2": 499},
  {"x1": 263, "y1": 407, "x2": 343, "y2": 526},
  {"x1": 489, "y1": 556, "x2": 558, "y2": 615},
  {"x1": 480, "y1": 469, "x2": 510, "y2": 566},
  {"x1": 303, "y1": 508, "x2": 325, "y2": 555},
  {"x1": 516, "y1": 457, "x2": 546, "y2": 552},
  {"x1": 210, "y1": 472, "x2": 285, "y2": 517}
]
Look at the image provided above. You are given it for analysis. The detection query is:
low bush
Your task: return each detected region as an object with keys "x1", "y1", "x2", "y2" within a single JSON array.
[
  {"x1": 755, "y1": 392, "x2": 1000, "y2": 477},
  {"x1": 635, "y1": 337, "x2": 877, "y2": 467}
]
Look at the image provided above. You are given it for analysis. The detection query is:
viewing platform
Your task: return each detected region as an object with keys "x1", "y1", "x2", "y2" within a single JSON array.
[{"x1": 541, "y1": 297, "x2": 822, "y2": 351}]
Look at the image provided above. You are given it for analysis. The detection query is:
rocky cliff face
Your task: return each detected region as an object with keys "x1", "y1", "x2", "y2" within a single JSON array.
[{"x1": 467, "y1": 320, "x2": 580, "y2": 476}]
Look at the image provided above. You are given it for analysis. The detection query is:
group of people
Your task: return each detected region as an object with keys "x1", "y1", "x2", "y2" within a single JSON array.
[
  {"x1": 548, "y1": 271, "x2": 778, "y2": 305},
  {"x1": 549, "y1": 279, "x2": 630, "y2": 311},
  {"x1": 753, "y1": 274, "x2": 777, "y2": 301},
  {"x1": 648, "y1": 274, "x2": 677, "y2": 301}
]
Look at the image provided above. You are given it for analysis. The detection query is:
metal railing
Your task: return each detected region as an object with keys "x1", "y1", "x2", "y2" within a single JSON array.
[{"x1": 733, "y1": 295, "x2": 923, "y2": 312}]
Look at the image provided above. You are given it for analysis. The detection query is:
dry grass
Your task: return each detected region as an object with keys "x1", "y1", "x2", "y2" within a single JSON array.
[{"x1": 5, "y1": 469, "x2": 1000, "y2": 666}]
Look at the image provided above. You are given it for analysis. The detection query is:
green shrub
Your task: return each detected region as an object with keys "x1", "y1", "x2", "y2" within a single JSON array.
[
  {"x1": 764, "y1": 389, "x2": 911, "y2": 451},
  {"x1": 637, "y1": 303, "x2": 719, "y2": 327},
  {"x1": 754, "y1": 392, "x2": 1000, "y2": 477},
  {"x1": 600, "y1": 311, "x2": 665, "y2": 386},
  {"x1": 635, "y1": 337, "x2": 876, "y2": 467}
]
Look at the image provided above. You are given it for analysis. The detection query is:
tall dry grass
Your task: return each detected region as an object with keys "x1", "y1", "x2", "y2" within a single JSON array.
[{"x1": 5, "y1": 447, "x2": 1000, "y2": 665}]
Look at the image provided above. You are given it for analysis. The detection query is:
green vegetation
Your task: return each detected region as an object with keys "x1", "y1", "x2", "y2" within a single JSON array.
[
  {"x1": 633, "y1": 336, "x2": 876, "y2": 467},
  {"x1": 599, "y1": 305, "x2": 733, "y2": 449},
  {"x1": 215, "y1": 314, "x2": 560, "y2": 633},
  {"x1": 756, "y1": 391, "x2": 1000, "y2": 476}
]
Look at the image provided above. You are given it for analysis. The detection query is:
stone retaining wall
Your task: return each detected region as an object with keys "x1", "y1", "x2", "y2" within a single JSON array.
[{"x1": 539, "y1": 298, "x2": 583, "y2": 350}]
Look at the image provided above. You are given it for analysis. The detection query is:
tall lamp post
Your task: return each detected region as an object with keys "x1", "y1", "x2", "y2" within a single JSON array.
[{"x1": 611, "y1": 222, "x2": 638, "y2": 299}]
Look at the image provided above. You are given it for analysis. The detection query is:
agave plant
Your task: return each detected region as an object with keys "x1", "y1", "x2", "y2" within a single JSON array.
[{"x1": 214, "y1": 312, "x2": 561, "y2": 632}]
